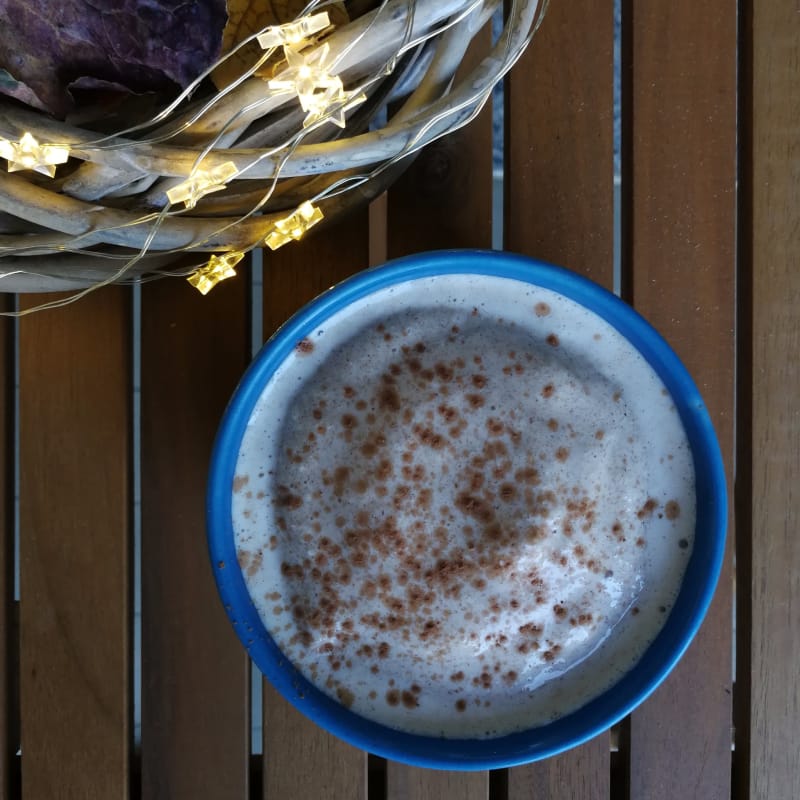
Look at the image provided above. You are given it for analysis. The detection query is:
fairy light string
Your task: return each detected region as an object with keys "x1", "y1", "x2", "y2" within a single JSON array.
[
  {"x1": 166, "y1": 161, "x2": 239, "y2": 209},
  {"x1": 0, "y1": 0, "x2": 548, "y2": 309},
  {"x1": 187, "y1": 250, "x2": 245, "y2": 294},
  {"x1": 0, "y1": 132, "x2": 70, "y2": 177},
  {"x1": 264, "y1": 200, "x2": 324, "y2": 251},
  {"x1": 257, "y1": 11, "x2": 331, "y2": 49}
]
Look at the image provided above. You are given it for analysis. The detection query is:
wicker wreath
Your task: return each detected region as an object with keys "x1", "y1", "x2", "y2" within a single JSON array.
[{"x1": 0, "y1": 0, "x2": 547, "y2": 305}]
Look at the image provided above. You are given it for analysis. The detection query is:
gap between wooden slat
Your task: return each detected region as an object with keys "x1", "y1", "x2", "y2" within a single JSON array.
[
  {"x1": 0, "y1": 296, "x2": 16, "y2": 800},
  {"x1": 732, "y1": 1, "x2": 753, "y2": 797}
]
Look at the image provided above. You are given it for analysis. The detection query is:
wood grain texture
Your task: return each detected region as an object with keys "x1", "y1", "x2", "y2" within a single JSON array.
[
  {"x1": 141, "y1": 275, "x2": 250, "y2": 800},
  {"x1": 505, "y1": 0, "x2": 615, "y2": 283},
  {"x1": 0, "y1": 297, "x2": 13, "y2": 800},
  {"x1": 387, "y1": 23, "x2": 493, "y2": 257},
  {"x1": 262, "y1": 681, "x2": 366, "y2": 800},
  {"x1": 625, "y1": 1, "x2": 736, "y2": 798},
  {"x1": 19, "y1": 288, "x2": 131, "y2": 799},
  {"x1": 505, "y1": 1, "x2": 614, "y2": 796},
  {"x1": 745, "y1": 1, "x2": 800, "y2": 797},
  {"x1": 385, "y1": 765, "x2": 488, "y2": 800},
  {"x1": 261, "y1": 209, "x2": 370, "y2": 339},
  {"x1": 261, "y1": 210, "x2": 370, "y2": 800},
  {"x1": 384, "y1": 24, "x2": 492, "y2": 800}
]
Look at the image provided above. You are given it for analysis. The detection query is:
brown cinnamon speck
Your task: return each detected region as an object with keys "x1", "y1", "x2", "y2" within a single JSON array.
[
  {"x1": 296, "y1": 338, "x2": 314, "y2": 354},
  {"x1": 336, "y1": 687, "x2": 355, "y2": 708},
  {"x1": 637, "y1": 498, "x2": 658, "y2": 519}
]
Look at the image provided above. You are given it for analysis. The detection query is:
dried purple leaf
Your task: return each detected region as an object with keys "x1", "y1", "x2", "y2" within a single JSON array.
[{"x1": 0, "y1": 0, "x2": 227, "y2": 117}]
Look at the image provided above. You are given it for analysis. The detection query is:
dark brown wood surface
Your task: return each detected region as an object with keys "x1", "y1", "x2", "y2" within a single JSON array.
[
  {"x1": 742, "y1": 1, "x2": 800, "y2": 798},
  {"x1": 19, "y1": 290, "x2": 131, "y2": 798},
  {"x1": 0, "y1": 299, "x2": 13, "y2": 800},
  {"x1": 261, "y1": 210, "x2": 371, "y2": 800},
  {"x1": 624, "y1": 1, "x2": 736, "y2": 798},
  {"x1": 4, "y1": 0, "x2": 794, "y2": 795},
  {"x1": 505, "y1": 0, "x2": 615, "y2": 796},
  {"x1": 141, "y1": 276, "x2": 250, "y2": 799}
]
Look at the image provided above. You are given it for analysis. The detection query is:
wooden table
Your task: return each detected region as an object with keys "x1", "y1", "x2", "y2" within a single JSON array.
[{"x1": 1, "y1": 1, "x2": 798, "y2": 797}]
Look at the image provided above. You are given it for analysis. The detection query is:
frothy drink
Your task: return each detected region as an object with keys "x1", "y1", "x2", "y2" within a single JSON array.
[{"x1": 232, "y1": 274, "x2": 695, "y2": 738}]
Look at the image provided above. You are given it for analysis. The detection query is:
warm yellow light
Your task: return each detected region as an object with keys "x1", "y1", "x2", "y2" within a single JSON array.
[
  {"x1": 257, "y1": 12, "x2": 331, "y2": 50},
  {"x1": 187, "y1": 251, "x2": 245, "y2": 294},
  {"x1": 166, "y1": 161, "x2": 238, "y2": 209},
  {"x1": 268, "y1": 43, "x2": 342, "y2": 114},
  {"x1": 303, "y1": 88, "x2": 367, "y2": 129},
  {"x1": 0, "y1": 132, "x2": 70, "y2": 177},
  {"x1": 267, "y1": 42, "x2": 365, "y2": 128},
  {"x1": 264, "y1": 201, "x2": 324, "y2": 250}
]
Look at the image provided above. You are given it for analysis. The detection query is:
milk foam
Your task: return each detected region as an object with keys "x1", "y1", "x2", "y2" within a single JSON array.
[{"x1": 232, "y1": 274, "x2": 695, "y2": 738}]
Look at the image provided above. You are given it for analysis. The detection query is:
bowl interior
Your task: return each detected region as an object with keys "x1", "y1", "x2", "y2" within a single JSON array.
[{"x1": 207, "y1": 249, "x2": 726, "y2": 769}]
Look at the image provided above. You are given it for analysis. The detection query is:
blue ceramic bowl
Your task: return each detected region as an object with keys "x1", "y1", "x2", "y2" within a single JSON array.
[{"x1": 207, "y1": 250, "x2": 726, "y2": 769}]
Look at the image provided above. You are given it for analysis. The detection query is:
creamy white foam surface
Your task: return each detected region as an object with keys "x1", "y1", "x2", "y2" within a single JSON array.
[{"x1": 232, "y1": 274, "x2": 695, "y2": 738}]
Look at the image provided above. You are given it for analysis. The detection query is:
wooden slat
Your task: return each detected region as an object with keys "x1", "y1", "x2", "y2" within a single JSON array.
[
  {"x1": 743, "y1": 1, "x2": 800, "y2": 798},
  {"x1": 0, "y1": 297, "x2": 14, "y2": 799},
  {"x1": 384, "y1": 24, "x2": 493, "y2": 799},
  {"x1": 19, "y1": 289, "x2": 131, "y2": 798},
  {"x1": 385, "y1": 767, "x2": 488, "y2": 800},
  {"x1": 386, "y1": 106, "x2": 493, "y2": 255},
  {"x1": 261, "y1": 210, "x2": 370, "y2": 338},
  {"x1": 505, "y1": 0, "x2": 614, "y2": 796},
  {"x1": 141, "y1": 274, "x2": 250, "y2": 799},
  {"x1": 261, "y1": 210, "x2": 370, "y2": 800},
  {"x1": 506, "y1": 0, "x2": 615, "y2": 284},
  {"x1": 262, "y1": 681, "x2": 366, "y2": 800},
  {"x1": 624, "y1": 1, "x2": 736, "y2": 798}
]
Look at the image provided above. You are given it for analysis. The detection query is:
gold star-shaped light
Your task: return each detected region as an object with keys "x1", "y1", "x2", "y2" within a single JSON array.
[
  {"x1": 264, "y1": 201, "x2": 324, "y2": 250},
  {"x1": 166, "y1": 161, "x2": 238, "y2": 209},
  {"x1": 303, "y1": 86, "x2": 367, "y2": 129},
  {"x1": 0, "y1": 132, "x2": 70, "y2": 177},
  {"x1": 257, "y1": 11, "x2": 331, "y2": 50},
  {"x1": 268, "y1": 43, "x2": 343, "y2": 114},
  {"x1": 187, "y1": 251, "x2": 244, "y2": 294}
]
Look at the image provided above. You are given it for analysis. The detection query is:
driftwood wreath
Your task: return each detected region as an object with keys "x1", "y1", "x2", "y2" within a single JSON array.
[{"x1": 0, "y1": 0, "x2": 547, "y2": 306}]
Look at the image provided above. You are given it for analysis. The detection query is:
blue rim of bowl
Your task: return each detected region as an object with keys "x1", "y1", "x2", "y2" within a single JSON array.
[{"x1": 207, "y1": 249, "x2": 727, "y2": 770}]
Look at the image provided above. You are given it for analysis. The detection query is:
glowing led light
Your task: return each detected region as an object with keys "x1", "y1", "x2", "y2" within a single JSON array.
[
  {"x1": 0, "y1": 132, "x2": 70, "y2": 177},
  {"x1": 268, "y1": 41, "x2": 364, "y2": 128},
  {"x1": 303, "y1": 86, "x2": 367, "y2": 129},
  {"x1": 187, "y1": 251, "x2": 244, "y2": 294},
  {"x1": 166, "y1": 161, "x2": 238, "y2": 209},
  {"x1": 268, "y1": 43, "x2": 342, "y2": 114},
  {"x1": 257, "y1": 12, "x2": 331, "y2": 49},
  {"x1": 264, "y1": 201, "x2": 323, "y2": 250}
]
